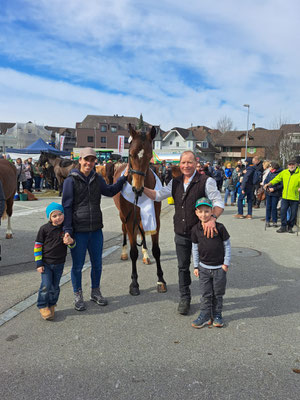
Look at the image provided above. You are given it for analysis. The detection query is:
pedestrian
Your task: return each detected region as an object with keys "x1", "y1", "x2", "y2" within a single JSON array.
[
  {"x1": 25, "y1": 157, "x2": 34, "y2": 192},
  {"x1": 16, "y1": 158, "x2": 27, "y2": 193},
  {"x1": 252, "y1": 156, "x2": 263, "y2": 207},
  {"x1": 264, "y1": 159, "x2": 300, "y2": 233},
  {"x1": 235, "y1": 157, "x2": 255, "y2": 219},
  {"x1": 213, "y1": 165, "x2": 223, "y2": 191},
  {"x1": 191, "y1": 197, "x2": 231, "y2": 328},
  {"x1": 62, "y1": 147, "x2": 129, "y2": 311},
  {"x1": 34, "y1": 202, "x2": 75, "y2": 320},
  {"x1": 143, "y1": 150, "x2": 224, "y2": 315},
  {"x1": 264, "y1": 161, "x2": 282, "y2": 227},
  {"x1": 224, "y1": 163, "x2": 235, "y2": 206}
]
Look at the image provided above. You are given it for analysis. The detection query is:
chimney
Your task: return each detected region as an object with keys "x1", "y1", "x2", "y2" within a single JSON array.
[{"x1": 252, "y1": 123, "x2": 255, "y2": 131}]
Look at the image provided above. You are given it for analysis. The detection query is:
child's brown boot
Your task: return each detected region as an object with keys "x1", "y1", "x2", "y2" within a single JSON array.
[
  {"x1": 39, "y1": 307, "x2": 52, "y2": 320},
  {"x1": 49, "y1": 305, "x2": 56, "y2": 320}
]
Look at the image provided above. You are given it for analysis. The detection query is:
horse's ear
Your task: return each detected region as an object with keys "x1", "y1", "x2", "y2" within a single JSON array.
[
  {"x1": 149, "y1": 126, "x2": 157, "y2": 141},
  {"x1": 128, "y1": 123, "x2": 137, "y2": 138}
]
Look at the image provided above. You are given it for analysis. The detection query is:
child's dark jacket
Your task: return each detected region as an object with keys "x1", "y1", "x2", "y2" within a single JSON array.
[{"x1": 191, "y1": 221, "x2": 230, "y2": 266}]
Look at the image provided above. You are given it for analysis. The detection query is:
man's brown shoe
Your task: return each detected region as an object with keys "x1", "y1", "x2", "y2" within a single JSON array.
[
  {"x1": 245, "y1": 215, "x2": 252, "y2": 219},
  {"x1": 39, "y1": 307, "x2": 52, "y2": 320},
  {"x1": 234, "y1": 214, "x2": 244, "y2": 218}
]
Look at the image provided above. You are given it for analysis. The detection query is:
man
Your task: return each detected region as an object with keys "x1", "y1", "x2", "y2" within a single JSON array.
[
  {"x1": 144, "y1": 151, "x2": 224, "y2": 315},
  {"x1": 62, "y1": 147, "x2": 128, "y2": 311},
  {"x1": 235, "y1": 157, "x2": 255, "y2": 219},
  {"x1": 264, "y1": 159, "x2": 300, "y2": 233}
]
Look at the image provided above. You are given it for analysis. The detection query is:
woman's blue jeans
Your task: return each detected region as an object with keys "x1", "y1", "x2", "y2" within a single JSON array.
[
  {"x1": 71, "y1": 229, "x2": 103, "y2": 293},
  {"x1": 224, "y1": 188, "x2": 234, "y2": 204},
  {"x1": 266, "y1": 195, "x2": 279, "y2": 223},
  {"x1": 37, "y1": 263, "x2": 64, "y2": 309}
]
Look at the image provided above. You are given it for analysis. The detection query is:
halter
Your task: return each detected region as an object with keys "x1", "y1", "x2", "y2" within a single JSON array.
[{"x1": 128, "y1": 131, "x2": 147, "y2": 177}]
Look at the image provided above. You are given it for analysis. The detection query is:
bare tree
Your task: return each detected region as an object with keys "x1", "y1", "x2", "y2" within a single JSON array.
[
  {"x1": 279, "y1": 134, "x2": 298, "y2": 167},
  {"x1": 216, "y1": 115, "x2": 234, "y2": 133},
  {"x1": 269, "y1": 114, "x2": 290, "y2": 129}
]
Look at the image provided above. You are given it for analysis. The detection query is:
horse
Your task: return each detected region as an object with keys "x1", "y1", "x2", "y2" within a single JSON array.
[
  {"x1": 0, "y1": 159, "x2": 17, "y2": 238},
  {"x1": 113, "y1": 125, "x2": 167, "y2": 296},
  {"x1": 39, "y1": 153, "x2": 78, "y2": 195}
]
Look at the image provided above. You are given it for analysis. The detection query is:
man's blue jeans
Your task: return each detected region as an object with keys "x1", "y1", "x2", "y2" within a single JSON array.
[
  {"x1": 266, "y1": 195, "x2": 279, "y2": 223},
  {"x1": 238, "y1": 188, "x2": 253, "y2": 216},
  {"x1": 37, "y1": 263, "x2": 64, "y2": 309},
  {"x1": 280, "y1": 199, "x2": 298, "y2": 227},
  {"x1": 71, "y1": 229, "x2": 103, "y2": 293}
]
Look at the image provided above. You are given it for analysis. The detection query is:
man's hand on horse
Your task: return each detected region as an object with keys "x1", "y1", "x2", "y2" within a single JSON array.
[
  {"x1": 124, "y1": 164, "x2": 129, "y2": 177},
  {"x1": 202, "y1": 217, "x2": 218, "y2": 238}
]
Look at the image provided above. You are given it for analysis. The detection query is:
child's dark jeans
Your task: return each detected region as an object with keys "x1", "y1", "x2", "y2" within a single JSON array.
[
  {"x1": 37, "y1": 263, "x2": 64, "y2": 309},
  {"x1": 198, "y1": 266, "x2": 227, "y2": 316}
]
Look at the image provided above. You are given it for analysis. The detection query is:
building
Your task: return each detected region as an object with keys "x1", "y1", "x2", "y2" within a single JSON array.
[
  {"x1": 0, "y1": 121, "x2": 52, "y2": 153},
  {"x1": 45, "y1": 126, "x2": 76, "y2": 153},
  {"x1": 75, "y1": 115, "x2": 154, "y2": 155}
]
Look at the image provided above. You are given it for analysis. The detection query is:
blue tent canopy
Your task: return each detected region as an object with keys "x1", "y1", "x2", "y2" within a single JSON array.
[{"x1": 9, "y1": 138, "x2": 70, "y2": 156}]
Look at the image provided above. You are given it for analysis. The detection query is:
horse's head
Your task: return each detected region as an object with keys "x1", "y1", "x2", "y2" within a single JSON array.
[
  {"x1": 128, "y1": 124, "x2": 156, "y2": 197},
  {"x1": 39, "y1": 152, "x2": 48, "y2": 166}
]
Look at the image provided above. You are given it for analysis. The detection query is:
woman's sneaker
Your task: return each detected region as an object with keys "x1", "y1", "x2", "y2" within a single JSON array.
[
  {"x1": 90, "y1": 288, "x2": 108, "y2": 306},
  {"x1": 213, "y1": 313, "x2": 224, "y2": 327},
  {"x1": 191, "y1": 312, "x2": 211, "y2": 329},
  {"x1": 74, "y1": 290, "x2": 86, "y2": 311}
]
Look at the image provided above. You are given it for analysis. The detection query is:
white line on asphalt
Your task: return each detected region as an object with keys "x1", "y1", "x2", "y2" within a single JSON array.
[
  {"x1": 0, "y1": 245, "x2": 120, "y2": 327},
  {"x1": 13, "y1": 206, "x2": 46, "y2": 216}
]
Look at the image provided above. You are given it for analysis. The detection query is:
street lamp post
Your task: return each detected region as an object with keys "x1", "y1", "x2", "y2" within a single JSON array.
[{"x1": 243, "y1": 104, "x2": 250, "y2": 159}]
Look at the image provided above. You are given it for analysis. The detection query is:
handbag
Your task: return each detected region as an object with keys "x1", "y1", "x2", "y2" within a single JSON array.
[{"x1": 256, "y1": 187, "x2": 266, "y2": 201}]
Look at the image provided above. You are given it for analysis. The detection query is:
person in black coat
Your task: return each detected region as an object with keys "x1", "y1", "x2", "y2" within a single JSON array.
[{"x1": 264, "y1": 162, "x2": 283, "y2": 227}]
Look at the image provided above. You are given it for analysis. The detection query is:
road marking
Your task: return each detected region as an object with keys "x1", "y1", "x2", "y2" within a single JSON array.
[
  {"x1": 13, "y1": 206, "x2": 46, "y2": 216},
  {"x1": 0, "y1": 245, "x2": 119, "y2": 327}
]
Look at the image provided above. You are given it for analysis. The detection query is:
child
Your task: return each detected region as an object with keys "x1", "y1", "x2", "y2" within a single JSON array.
[
  {"x1": 34, "y1": 202, "x2": 75, "y2": 320},
  {"x1": 191, "y1": 197, "x2": 231, "y2": 328}
]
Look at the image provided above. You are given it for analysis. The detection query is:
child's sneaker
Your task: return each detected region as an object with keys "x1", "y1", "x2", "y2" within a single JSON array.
[
  {"x1": 191, "y1": 312, "x2": 211, "y2": 329},
  {"x1": 39, "y1": 307, "x2": 52, "y2": 320},
  {"x1": 213, "y1": 313, "x2": 224, "y2": 327}
]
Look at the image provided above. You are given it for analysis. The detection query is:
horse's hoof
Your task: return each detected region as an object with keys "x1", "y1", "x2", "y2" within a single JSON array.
[
  {"x1": 143, "y1": 257, "x2": 151, "y2": 265},
  {"x1": 157, "y1": 282, "x2": 167, "y2": 293},
  {"x1": 121, "y1": 254, "x2": 128, "y2": 261},
  {"x1": 129, "y1": 286, "x2": 140, "y2": 296},
  {"x1": 6, "y1": 234, "x2": 13, "y2": 239}
]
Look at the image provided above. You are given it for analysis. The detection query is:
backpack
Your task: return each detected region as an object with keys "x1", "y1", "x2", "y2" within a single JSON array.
[{"x1": 252, "y1": 169, "x2": 262, "y2": 185}]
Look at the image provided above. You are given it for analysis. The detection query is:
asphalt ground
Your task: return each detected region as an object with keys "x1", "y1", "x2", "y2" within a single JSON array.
[{"x1": 0, "y1": 195, "x2": 299, "y2": 400}]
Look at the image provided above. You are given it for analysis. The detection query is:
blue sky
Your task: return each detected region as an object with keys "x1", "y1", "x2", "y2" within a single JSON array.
[{"x1": 0, "y1": 0, "x2": 299, "y2": 130}]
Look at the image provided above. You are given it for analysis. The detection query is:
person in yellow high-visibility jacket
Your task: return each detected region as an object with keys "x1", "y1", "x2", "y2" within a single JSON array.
[{"x1": 265, "y1": 159, "x2": 300, "y2": 233}]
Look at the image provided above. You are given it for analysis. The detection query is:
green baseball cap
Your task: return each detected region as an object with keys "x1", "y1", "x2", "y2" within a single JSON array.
[{"x1": 195, "y1": 197, "x2": 213, "y2": 209}]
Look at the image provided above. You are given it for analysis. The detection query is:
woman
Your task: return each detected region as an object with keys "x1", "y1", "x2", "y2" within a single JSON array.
[
  {"x1": 223, "y1": 163, "x2": 235, "y2": 205},
  {"x1": 15, "y1": 158, "x2": 27, "y2": 193},
  {"x1": 264, "y1": 161, "x2": 282, "y2": 227},
  {"x1": 62, "y1": 147, "x2": 128, "y2": 311}
]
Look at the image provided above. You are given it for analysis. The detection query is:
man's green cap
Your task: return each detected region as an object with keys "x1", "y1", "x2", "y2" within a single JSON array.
[{"x1": 195, "y1": 197, "x2": 213, "y2": 209}]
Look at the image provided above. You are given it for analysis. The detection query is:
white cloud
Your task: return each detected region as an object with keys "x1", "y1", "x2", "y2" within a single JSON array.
[{"x1": 0, "y1": 0, "x2": 299, "y2": 130}]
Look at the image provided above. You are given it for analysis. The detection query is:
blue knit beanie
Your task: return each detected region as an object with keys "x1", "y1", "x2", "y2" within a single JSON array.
[{"x1": 46, "y1": 202, "x2": 64, "y2": 219}]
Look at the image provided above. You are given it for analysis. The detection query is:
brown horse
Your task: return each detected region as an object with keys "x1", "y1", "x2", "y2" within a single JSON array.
[
  {"x1": 0, "y1": 159, "x2": 17, "y2": 238},
  {"x1": 39, "y1": 153, "x2": 78, "y2": 195},
  {"x1": 113, "y1": 125, "x2": 167, "y2": 296}
]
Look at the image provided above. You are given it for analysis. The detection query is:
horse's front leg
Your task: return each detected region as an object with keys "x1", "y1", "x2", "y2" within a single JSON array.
[
  {"x1": 6, "y1": 216, "x2": 13, "y2": 239},
  {"x1": 129, "y1": 241, "x2": 139, "y2": 296},
  {"x1": 152, "y1": 234, "x2": 167, "y2": 293},
  {"x1": 120, "y1": 223, "x2": 128, "y2": 261}
]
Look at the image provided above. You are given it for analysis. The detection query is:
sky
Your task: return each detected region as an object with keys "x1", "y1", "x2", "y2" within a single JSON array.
[{"x1": 0, "y1": 0, "x2": 299, "y2": 131}]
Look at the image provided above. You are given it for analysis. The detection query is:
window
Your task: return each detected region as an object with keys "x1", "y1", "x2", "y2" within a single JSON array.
[
  {"x1": 176, "y1": 142, "x2": 179, "y2": 147},
  {"x1": 87, "y1": 136, "x2": 94, "y2": 143},
  {"x1": 100, "y1": 137, "x2": 106, "y2": 143},
  {"x1": 100, "y1": 125, "x2": 107, "y2": 132},
  {"x1": 223, "y1": 147, "x2": 232, "y2": 152},
  {"x1": 125, "y1": 137, "x2": 129, "y2": 144},
  {"x1": 200, "y1": 141, "x2": 208, "y2": 148},
  {"x1": 111, "y1": 125, "x2": 117, "y2": 133},
  {"x1": 169, "y1": 141, "x2": 173, "y2": 145}
]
